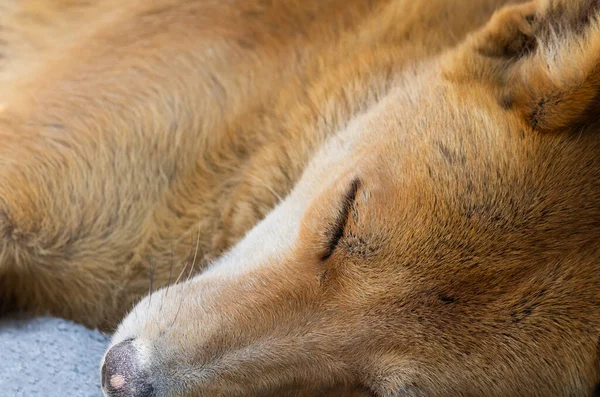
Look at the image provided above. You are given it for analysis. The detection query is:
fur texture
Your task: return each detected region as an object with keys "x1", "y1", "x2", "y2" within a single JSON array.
[{"x1": 0, "y1": 0, "x2": 599, "y2": 396}]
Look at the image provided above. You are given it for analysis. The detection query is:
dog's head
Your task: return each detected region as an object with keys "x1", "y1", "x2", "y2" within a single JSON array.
[{"x1": 102, "y1": 1, "x2": 600, "y2": 396}]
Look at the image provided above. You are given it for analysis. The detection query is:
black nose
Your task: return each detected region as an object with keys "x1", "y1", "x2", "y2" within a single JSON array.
[{"x1": 102, "y1": 338, "x2": 153, "y2": 397}]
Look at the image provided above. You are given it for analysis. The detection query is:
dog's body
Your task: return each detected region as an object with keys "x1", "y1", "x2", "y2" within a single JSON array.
[{"x1": 1, "y1": 0, "x2": 600, "y2": 396}]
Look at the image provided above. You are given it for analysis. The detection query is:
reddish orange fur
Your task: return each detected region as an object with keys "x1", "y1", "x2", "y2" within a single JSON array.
[{"x1": 1, "y1": 0, "x2": 600, "y2": 395}]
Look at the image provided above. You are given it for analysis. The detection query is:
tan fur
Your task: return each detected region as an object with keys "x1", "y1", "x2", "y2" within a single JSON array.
[{"x1": 1, "y1": 0, "x2": 600, "y2": 396}]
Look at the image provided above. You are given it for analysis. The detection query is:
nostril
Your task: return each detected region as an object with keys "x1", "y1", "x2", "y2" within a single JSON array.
[{"x1": 102, "y1": 338, "x2": 153, "y2": 397}]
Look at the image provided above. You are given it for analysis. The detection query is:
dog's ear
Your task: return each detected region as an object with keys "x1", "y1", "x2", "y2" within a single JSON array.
[{"x1": 448, "y1": 0, "x2": 600, "y2": 132}]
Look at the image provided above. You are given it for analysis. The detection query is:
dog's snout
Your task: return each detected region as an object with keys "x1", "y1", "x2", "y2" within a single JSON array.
[{"x1": 102, "y1": 338, "x2": 153, "y2": 397}]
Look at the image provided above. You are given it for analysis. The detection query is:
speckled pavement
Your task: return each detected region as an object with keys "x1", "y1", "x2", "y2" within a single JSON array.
[{"x1": 0, "y1": 316, "x2": 110, "y2": 397}]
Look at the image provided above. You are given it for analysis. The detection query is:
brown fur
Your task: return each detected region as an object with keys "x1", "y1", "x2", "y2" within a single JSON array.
[{"x1": 1, "y1": 0, "x2": 600, "y2": 396}]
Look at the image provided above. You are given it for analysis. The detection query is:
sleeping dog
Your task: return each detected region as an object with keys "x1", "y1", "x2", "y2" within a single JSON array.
[{"x1": 1, "y1": 0, "x2": 599, "y2": 396}]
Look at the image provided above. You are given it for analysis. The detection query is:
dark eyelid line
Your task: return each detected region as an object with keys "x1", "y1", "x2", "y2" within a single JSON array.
[{"x1": 320, "y1": 178, "x2": 361, "y2": 261}]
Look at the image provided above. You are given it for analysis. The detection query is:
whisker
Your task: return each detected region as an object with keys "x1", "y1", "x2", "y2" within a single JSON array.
[
  {"x1": 186, "y1": 227, "x2": 201, "y2": 281},
  {"x1": 219, "y1": 163, "x2": 284, "y2": 203},
  {"x1": 159, "y1": 246, "x2": 176, "y2": 316},
  {"x1": 174, "y1": 258, "x2": 191, "y2": 285},
  {"x1": 169, "y1": 288, "x2": 186, "y2": 330},
  {"x1": 170, "y1": 223, "x2": 202, "y2": 329},
  {"x1": 167, "y1": 247, "x2": 194, "y2": 328},
  {"x1": 166, "y1": 247, "x2": 174, "y2": 295},
  {"x1": 147, "y1": 255, "x2": 156, "y2": 306},
  {"x1": 169, "y1": 266, "x2": 191, "y2": 330},
  {"x1": 243, "y1": 172, "x2": 284, "y2": 203}
]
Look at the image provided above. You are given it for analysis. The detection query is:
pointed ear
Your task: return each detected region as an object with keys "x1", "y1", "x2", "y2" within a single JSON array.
[{"x1": 448, "y1": 0, "x2": 600, "y2": 132}]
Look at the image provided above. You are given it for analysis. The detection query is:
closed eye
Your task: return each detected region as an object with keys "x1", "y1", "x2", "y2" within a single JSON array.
[{"x1": 319, "y1": 178, "x2": 361, "y2": 261}]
